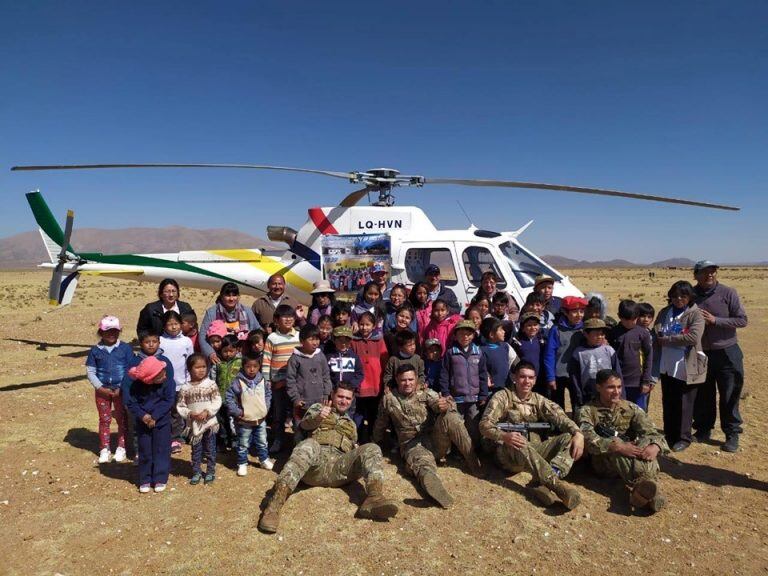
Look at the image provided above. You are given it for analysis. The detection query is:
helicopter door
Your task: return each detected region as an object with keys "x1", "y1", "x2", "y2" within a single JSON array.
[
  {"x1": 455, "y1": 242, "x2": 521, "y2": 308},
  {"x1": 399, "y1": 242, "x2": 463, "y2": 305}
]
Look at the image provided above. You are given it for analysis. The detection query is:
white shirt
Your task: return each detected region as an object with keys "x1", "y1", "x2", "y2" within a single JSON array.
[{"x1": 658, "y1": 308, "x2": 687, "y2": 381}]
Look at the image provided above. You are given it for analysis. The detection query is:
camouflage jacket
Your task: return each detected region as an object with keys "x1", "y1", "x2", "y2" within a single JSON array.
[
  {"x1": 479, "y1": 388, "x2": 580, "y2": 444},
  {"x1": 576, "y1": 399, "x2": 669, "y2": 456},
  {"x1": 300, "y1": 403, "x2": 357, "y2": 453},
  {"x1": 373, "y1": 388, "x2": 441, "y2": 445}
]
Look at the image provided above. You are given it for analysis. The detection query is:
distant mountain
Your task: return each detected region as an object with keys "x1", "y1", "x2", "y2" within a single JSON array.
[
  {"x1": 542, "y1": 255, "x2": 715, "y2": 269},
  {"x1": 0, "y1": 227, "x2": 279, "y2": 268},
  {"x1": 648, "y1": 257, "x2": 696, "y2": 268}
]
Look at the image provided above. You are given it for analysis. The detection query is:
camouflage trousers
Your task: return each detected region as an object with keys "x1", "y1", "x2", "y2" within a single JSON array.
[
  {"x1": 401, "y1": 411, "x2": 475, "y2": 483},
  {"x1": 277, "y1": 438, "x2": 385, "y2": 491},
  {"x1": 590, "y1": 453, "x2": 660, "y2": 488},
  {"x1": 494, "y1": 432, "x2": 574, "y2": 489}
]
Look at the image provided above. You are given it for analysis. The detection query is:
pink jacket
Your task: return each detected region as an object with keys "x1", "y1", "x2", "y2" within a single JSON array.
[
  {"x1": 420, "y1": 314, "x2": 462, "y2": 353},
  {"x1": 415, "y1": 301, "x2": 433, "y2": 336}
]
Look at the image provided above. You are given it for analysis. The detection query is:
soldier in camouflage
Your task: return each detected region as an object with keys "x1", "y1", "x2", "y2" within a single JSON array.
[
  {"x1": 258, "y1": 383, "x2": 398, "y2": 533},
  {"x1": 577, "y1": 368, "x2": 669, "y2": 513},
  {"x1": 479, "y1": 360, "x2": 584, "y2": 509},
  {"x1": 373, "y1": 363, "x2": 482, "y2": 508}
]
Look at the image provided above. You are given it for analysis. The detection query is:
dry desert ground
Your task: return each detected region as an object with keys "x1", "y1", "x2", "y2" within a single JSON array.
[{"x1": 0, "y1": 268, "x2": 766, "y2": 576}]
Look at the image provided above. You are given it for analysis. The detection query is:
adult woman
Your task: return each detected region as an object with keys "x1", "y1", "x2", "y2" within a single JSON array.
[
  {"x1": 652, "y1": 280, "x2": 708, "y2": 452},
  {"x1": 199, "y1": 282, "x2": 261, "y2": 364},
  {"x1": 136, "y1": 278, "x2": 195, "y2": 336},
  {"x1": 477, "y1": 271, "x2": 520, "y2": 322}
]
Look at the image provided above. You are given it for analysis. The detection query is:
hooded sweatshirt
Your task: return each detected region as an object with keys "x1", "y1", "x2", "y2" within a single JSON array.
[{"x1": 286, "y1": 348, "x2": 333, "y2": 407}]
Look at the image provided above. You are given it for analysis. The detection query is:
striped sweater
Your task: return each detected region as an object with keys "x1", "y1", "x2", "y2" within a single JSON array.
[{"x1": 263, "y1": 329, "x2": 300, "y2": 388}]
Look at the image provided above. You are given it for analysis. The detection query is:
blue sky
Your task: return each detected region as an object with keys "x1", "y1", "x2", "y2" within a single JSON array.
[{"x1": 1, "y1": 1, "x2": 766, "y2": 262}]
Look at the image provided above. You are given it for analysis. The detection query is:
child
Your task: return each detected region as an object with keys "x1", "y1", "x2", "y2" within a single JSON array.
[
  {"x1": 440, "y1": 320, "x2": 489, "y2": 443},
  {"x1": 351, "y1": 311, "x2": 389, "y2": 442},
  {"x1": 609, "y1": 300, "x2": 654, "y2": 411},
  {"x1": 636, "y1": 302, "x2": 656, "y2": 330},
  {"x1": 331, "y1": 301, "x2": 352, "y2": 327},
  {"x1": 86, "y1": 315, "x2": 134, "y2": 463},
  {"x1": 176, "y1": 354, "x2": 221, "y2": 485},
  {"x1": 479, "y1": 317, "x2": 518, "y2": 394},
  {"x1": 383, "y1": 329, "x2": 426, "y2": 388},
  {"x1": 543, "y1": 295, "x2": 587, "y2": 409},
  {"x1": 419, "y1": 298, "x2": 461, "y2": 353},
  {"x1": 326, "y1": 325, "x2": 364, "y2": 391},
  {"x1": 181, "y1": 311, "x2": 200, "y2": 354},
  {"x1": 160, "y1": 310, "x2": 194, "y2": 454},
  {"x1": 522, "y1": 292, "x2": 555, "y2": 338},
  {"x1": 511, "y1": 313, "x2": 547, "y2": 393},
  {"x1": 225, "y1": 353, "x2": 274, "y2": 475},
  {"x1": 286, "y1": 324, "x2": 333, "y2": 425},
  {"x1": 308, "y1": 281, "x2": 336, "y2": 325},
  {"x1": 423, "y1": 338, "x2": 443, "y2": 391},
  {"x1": 585, "y1": 293, "x2": 618, "y2": 328},
  {"x1": 408, "y1": 281, "x2": 433, "y2": 334},
  {"x1": 384, "y1": 305, "x2": 416, "y2": 356},
  {"x1": 122, "y1": 356, "x2": 176, "y2": 493},
  {"x1": 490, "y1": 292, "x2": 516, "y2": 341},
  {"x1": 262, "y1": 304, "x2": 300, "y2": 453},
  {"x1": 463, "y1": 306, "x2": 484, "y2": 336},
  {"x1": 384, "y1": 284, "x2": 418, "y2": 333},
  {"x1": 316, "y1": 315, "x2": 334, "y2": 353},
  {"x1": 210, "y1": 334, "x2": 242, "y2": 450},
  {"x1": 243, "y1": 328, "x2": 266, "y2": 356},
  {"x1": 468, "y1": 293, "x2": 491, "y2": 319},
  {"x1": 351, "y1": 281, "x2": 386, "y2": 335},
  {"x1": 205, "y1": 319, "x2": 227, "y2": 358},
  {"x1": 568, "y1": 318, "x2": 622, "y2": 408}
]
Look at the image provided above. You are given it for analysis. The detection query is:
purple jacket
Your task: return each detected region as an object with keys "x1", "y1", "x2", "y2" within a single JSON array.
[
  {"x1": 439, "y1": 342, "x2": 489, "y2": 403},
  {"x1": 694, "y1": 282, "x2": 747, "y2": 351}
]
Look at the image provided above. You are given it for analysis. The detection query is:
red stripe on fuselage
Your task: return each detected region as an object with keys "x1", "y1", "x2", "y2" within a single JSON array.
[{"x1": 309, "y1": 207, "x2": 338, "y2": 235}]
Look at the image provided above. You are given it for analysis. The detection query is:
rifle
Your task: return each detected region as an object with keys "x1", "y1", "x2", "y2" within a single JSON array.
[
  {"x1": 594, "y1": 422, "x2": 632, "y2": 442},
  {"x1": 496, "y1": 422, "x2": 554, "y2": 438}
]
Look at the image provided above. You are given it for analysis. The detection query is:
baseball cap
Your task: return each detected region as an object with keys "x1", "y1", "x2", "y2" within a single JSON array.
[
  {"x1": 424, "y1": 338, "x2": 442, "y2": 349},
  {"x1": 332, "y1": 325, "x2": 353, "y2": 339},
  {"x1": 98, "y1": 315, "x2": 121, "y2": 332},
  {"x1": 534, "y1": 274, "x2": 555, "y2": 288},
  {"x1": 372, "y1": 262, "x2": 387, "y2": 273},
  {"x1": 583, "y1": 318, "x2": 607, "y2": 331},
  {"x1": 693, "y1": 260, "x2": 719, "y2": 273},
  {"x1": 425, "y1": 264, "x2": 441, "y2": 276}
]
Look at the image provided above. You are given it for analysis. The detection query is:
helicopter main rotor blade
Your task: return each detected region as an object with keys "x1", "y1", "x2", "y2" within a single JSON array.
[
  {"x1": 339, "y1": 186, "x2": 372, "y2": 207},
  {"x1": 11, "y1": 163, "x2": 354, "y2": 180},
  {"x1": 424, "y1": 178, "x2": 739, "y2": 211}
]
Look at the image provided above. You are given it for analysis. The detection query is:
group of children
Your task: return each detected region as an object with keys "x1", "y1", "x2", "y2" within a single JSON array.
[{"x1": 86, "y1": 276, "x2": 658, "y2": 492}]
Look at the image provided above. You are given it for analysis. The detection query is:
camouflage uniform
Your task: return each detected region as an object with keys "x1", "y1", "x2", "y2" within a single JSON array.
[
  {"x1": 276, "y1": 402, "x2": 385, "y2": 491},
  {"x1": 479, "y1": 388, "x2": 580, "y2": 488},
  {"x1": 373, "y1": 388, "x2": 477, "y2": 484},
  {"x1": 576, "y1": 399, "x2": 669, "y2": 487}
]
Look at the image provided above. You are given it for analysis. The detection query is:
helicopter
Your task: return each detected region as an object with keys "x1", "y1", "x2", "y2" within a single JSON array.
[{"x1": 11, "y1": 163, "x2": 739, "y2": 309}]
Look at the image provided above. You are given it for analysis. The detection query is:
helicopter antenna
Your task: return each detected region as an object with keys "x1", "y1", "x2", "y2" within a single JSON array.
[{"x1": 456, "y1": 200, "x2": 475, "y2": 227}]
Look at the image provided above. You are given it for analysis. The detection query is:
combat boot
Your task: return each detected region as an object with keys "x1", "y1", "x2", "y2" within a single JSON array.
[
  {"x1": 357, "y1": 479, "x2": 399, "y2": 520},
  {"x1": 258, "y1": 480, "x2": 292, "y2": 533},
  {"x1": 550, "y1": 479, "x2": 581, "y2": 510},
  {"x1": 526, "y1": 482, "x2": 556, "y2": 507},
  {"x1": 630, "y1": 478, "x2": 665, "y2": 513},
  {"x1": 421, "y1": 471, "x2": 454, "y2": 508}
]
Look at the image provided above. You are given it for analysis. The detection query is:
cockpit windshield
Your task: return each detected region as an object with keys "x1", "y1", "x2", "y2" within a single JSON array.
[{"x1": 499, "y1": 241, "x2": 562, "y2": 288}]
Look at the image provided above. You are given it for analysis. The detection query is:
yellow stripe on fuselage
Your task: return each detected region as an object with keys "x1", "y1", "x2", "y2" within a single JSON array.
[{"x1": 208, "y1": 249, "x2": 313, "y2": 294}]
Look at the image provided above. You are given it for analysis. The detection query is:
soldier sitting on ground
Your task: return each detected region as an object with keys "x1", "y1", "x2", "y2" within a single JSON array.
[
  {"x1": 373, "y1": 364, "x2": 482, "y2": 509},
  {"x1": 577, "y1": 368, "x2": 669, "y2": 514},
  {"x1": 258, "y1": 383, "x2": 398, "y2": 533},
  {"x1": 479, "y1": 360, "x2": 584, "y2": 510}
]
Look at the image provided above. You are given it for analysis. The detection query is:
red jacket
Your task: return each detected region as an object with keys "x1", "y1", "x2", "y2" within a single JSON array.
[{"x1": 351, "y1": 333, "x2": 389, "y2": 397}]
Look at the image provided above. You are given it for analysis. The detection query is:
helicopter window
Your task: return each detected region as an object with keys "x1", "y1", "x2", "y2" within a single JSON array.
[
  {"x1": 403, "y1": 248, "x2": 457, "y2": 285},
  {"x1": 499, "y1": 241, "x2": 561, "y2": 288},
  {"x1": 461, "y1": 246, "x2": 506, "y2": 288}
]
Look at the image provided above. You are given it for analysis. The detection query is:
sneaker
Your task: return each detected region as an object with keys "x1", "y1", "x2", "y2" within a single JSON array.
[
  {"x1": 154, "y1": 483, "x2": 167, "y2": 493},
  {"x1": 722, "y1": 435, "x2": 739, "y2": 453},
  {"x1": 171, "y1": 440, "x2": 183, "y2": 454},
  {"x1": 260, "y1": 458, "x2": 275, "y2": 471},
  {"x1": 139, "y1": 484, "x2": 151, "y2": 493},
  {"x1": 237, "y1": 463, "x2": 248, "y2": 477},
  {"x1": 269, "y1": 438, "x2": 283, "y2": 455},
  {"x1": 98, "y1": 448, "x2": 111, "y2": 464},
  {"x1": 204, "y1": 473, "x2": 216, "y2": 485},
  {"x1": 113, "y1": 447, "x2": 127, "y2": 463},
  {"x1": 190, "y1": 473, "x2": 202, "y2": 485}
]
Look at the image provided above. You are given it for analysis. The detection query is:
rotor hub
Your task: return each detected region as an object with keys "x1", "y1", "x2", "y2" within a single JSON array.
[{"x1": 349, "y1": 168, "x2": 425, "y2": 206}]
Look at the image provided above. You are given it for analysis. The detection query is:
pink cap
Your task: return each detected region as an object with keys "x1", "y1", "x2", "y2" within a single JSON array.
[
  {"x1": 127, "y1": 356, "x2": 166, "y2": 384},
  {"x1": 98, "y1": 315, "x2": 121, "y2": 332},
  {"x1": 206, "y1": 319, "x2": 228, "y2": 339}
]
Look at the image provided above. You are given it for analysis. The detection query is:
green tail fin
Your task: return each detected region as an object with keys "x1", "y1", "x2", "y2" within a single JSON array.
[{"x1": 25, "y1": 191, "x2": 75, "y2": 254}]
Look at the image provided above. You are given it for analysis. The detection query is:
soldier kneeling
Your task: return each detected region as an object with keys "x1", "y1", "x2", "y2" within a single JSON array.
[
  {"x1": 479, "y1": 360, "x2": 584, "y2": 509},
  {"x1": 258, "y1": 383, "x2": 398, "y2": 533},
  {"x1": 577, "y1": 369, "x2": 669, "y2": 513}
]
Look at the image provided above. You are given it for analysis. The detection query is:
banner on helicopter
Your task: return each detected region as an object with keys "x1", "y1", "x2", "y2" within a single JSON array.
[{"x1": 322, "y1": 234, "x2": 391, "y2": 299}]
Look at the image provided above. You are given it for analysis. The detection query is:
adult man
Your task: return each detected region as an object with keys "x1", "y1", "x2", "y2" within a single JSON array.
[
  {"x1": 373, "y1": 364, "x2": 482, "y2": 508},
  {"x1": 692, "y1": 261, "x2": 748, "y2": 452},
  {"x1": 424, "y1": 264, "x2": 461, "y2": 314},
  {"x1": 252, "y1": 273, "x2": 305, "y2": 333},
  {"x1": 577, "y1": 369, "x2": 668, "y2": 514},
  {"x1": 258, "y1": 384, "x2": 398, "y2": 533},
  {"x1": 477, "y1": 271, "x2": 520, "y2": 322},
  {"x1": 479, "y1": 361, "x2": 584, "y2": 509},
  {"x1": 533, "y1": 274, "x2": 562, "y2": 316},
  {"x1": 357, "y1": 262, "x2": 392, "y2": 302}
]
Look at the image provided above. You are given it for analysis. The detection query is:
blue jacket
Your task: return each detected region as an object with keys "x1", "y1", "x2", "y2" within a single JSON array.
[
  {"x1": 481, "y1": 342, "x2": 515, "y2": 392},
  {"x1": 85, "y1": 341, "x2": 135, "y2": 389},
  {"x1": 543, "y1": 316, "x2": 584, "y2": 382},
  {"x1": 325, "y1": 347, "x2": 364, "y2": 390},
  {"x1": 439, "y1": 342, "x2": 489, "y2": 403},
  {"x1": 122, "y1": 369, "x2": 176, "y2": 423},
  {"x1": 425, "y1": 359, "x2": 442, "y2": 391},
  {"x1": 512, "y1": 334, "x2": 546, "y2": 377}
]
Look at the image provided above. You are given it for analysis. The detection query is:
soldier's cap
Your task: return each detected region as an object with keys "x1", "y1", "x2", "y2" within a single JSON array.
[
  {"x1": 424, "y1": 338, "x2": 442, "y2": 349},
  {"x1": 519, "y1": 312, "x2": 540, "y2": 325},
  {"x1": 534, "y1": 274, "x2": 555, "y2": 288},
  {"x1": 560, "y1": 295, "x2": 589, "y2": 311},
  {"x1": 583, "y1": 318, "x2": 607, "y2": 331},
  {"x1": 454, "y1": 319, "x2": 477, "y2": 333},
  {"x1": 694, "y1": 260, "x2": 719, "y2": 273},
  {"x1": 332, "y1": 325, "x2": 353, "y2": 339}
]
